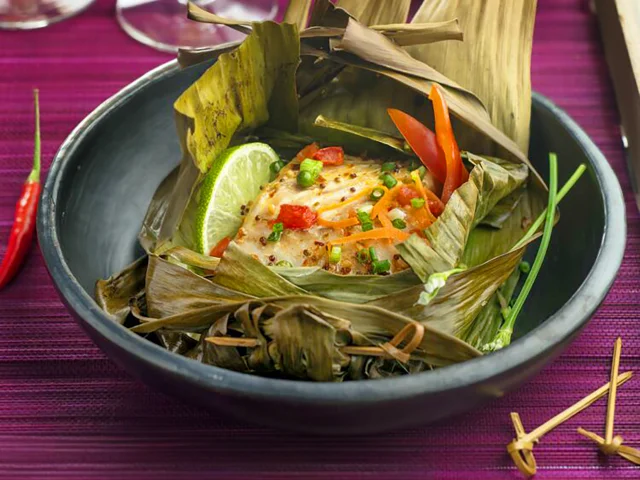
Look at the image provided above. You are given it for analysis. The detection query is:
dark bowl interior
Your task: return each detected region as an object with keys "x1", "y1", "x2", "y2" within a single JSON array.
[{"x1": 37, "y1": 60, "x2": 626, "y2": 434}]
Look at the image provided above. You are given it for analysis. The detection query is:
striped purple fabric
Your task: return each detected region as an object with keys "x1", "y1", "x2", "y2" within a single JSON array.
[{"x1": 0, "y1": 0, "x2": 639, "y2": 478}]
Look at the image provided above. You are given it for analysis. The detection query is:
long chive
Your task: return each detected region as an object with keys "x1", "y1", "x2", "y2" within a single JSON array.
[
  {"x1": 487, "y1": 153, "x2": 559, "y2": 351},
  {"x1": 513, "y1": 164, "x2": 586, "y2": 250}
]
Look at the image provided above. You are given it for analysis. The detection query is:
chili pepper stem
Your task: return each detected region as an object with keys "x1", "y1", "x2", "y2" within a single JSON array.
[{"x1": 27, "y1": 89, "x2": 41, "y2": 183}]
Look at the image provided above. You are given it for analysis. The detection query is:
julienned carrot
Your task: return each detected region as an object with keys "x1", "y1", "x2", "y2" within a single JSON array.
[
  {"x1": 0, "y1": 90, "x2": 41, "y2": 291},
  {"x1": 329, "y1": 227, "x2": 410, "y2": 246},
  {"x1": 429, "y1": 84, "x2": 468, "y2": 203}
]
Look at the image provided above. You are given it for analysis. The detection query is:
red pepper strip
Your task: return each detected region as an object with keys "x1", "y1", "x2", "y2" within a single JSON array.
[
  {"x1": 275, "y1": 204, "x2": 317, "y2": 230},
  {"x1": 209, "y1": 236, "x2": 231, "y2": 258},
  {"x1": 295, "y1": 143, "x2": 320, "y2": 162},
  {"x1": 312, "y1": 146, "x2": 344, "y2": 166},
  {"x1": 387, "y1": 108, "x2": 447, "y2": 184},
  {"x1": 0, "y1": 90, "x2": 41, "y2": 290},
  {"x1": 428, "y1": 85, "x2": 467, "y2": 203}
]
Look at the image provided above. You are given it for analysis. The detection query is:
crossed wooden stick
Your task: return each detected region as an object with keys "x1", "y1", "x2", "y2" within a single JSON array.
[{"x1": 507, "y1": 338, "x2": 640, "y2": 477}]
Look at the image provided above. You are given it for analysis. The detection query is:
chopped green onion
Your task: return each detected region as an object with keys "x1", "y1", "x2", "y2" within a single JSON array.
[
  {"x1": 392, "y1": 218, "x2": 406, "y2": 229},
  {"x1": 298, "y1": 158, "x2": 323, "y2": 188},
  {"x1": 381, "y1": 162, "x2": 396, "y2": 172},
  {"x1": 275, "y1": 260, "x2": 293, "y2": 267},
  {"x1": 267, "y1": 222, "x2": 284, "y2": 242},
  {"x1": 372, "y1": 259, "x2": 391, "y2": 274},
  {"x1": 270, "y1": 160, "x2": 284, "y2": 176},
  {"x1": 410, "y1": 197, "x2": 425, "y2": 209},
  {"x1": 297, "y1": 170, "x2": 315, "y2": 188},
  {"x1": 368, "y1": 247, "x2": 379, "y2": 263},
  {"x1": 356, "y1": 248, "x2": 370, "y2": 264},
  {"x1": 381, "y1": 173, "x2": 397, "y2": 189},
  {"x1": 328, "y1": 246, "x2": 342, "y2": 263},
  {"x1": 300, "y1": 158, "x2": 323, "y2": 175},
  {"x1": 417, "y1": 166, "x2": 427, "y2": 178},
  {"x1": 519, "y1": 261, "x2": 531, "y2": 274},
  {"x1": 370, "y1": 187, "x2": 385, "y2": 201},
  {"x1": 357, "y1": 210, "x2": 373, "y2": 231}
]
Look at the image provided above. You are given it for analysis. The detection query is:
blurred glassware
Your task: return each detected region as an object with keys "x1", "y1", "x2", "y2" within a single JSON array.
[
  {"x1": 0, "y1": 0, "x2": 94, "y2": 29},
  {"x1": 116, "y1": 0, "x2": 280, "y2": 53}
]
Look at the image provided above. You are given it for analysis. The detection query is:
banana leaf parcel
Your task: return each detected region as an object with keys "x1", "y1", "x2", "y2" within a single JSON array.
[{"x1": 95, "y1": 0, "x2": 570, "y2": 382}]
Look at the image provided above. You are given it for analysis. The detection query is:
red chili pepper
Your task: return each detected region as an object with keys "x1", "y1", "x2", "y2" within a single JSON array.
[
  {"x1": 387, "y1": 108, "x2": 447, "y2": 184},
  {"x1": 295, "y1": 143, "x2": 320, "y2": 162},
  {"x1": 312, "y1": 146, "x2": 344, "y2": 166},
  {"x1": 209, "y1": 236, "x2": 231, "y2": 258},
  {"x1": 428, "y1": 85, "x2": 469, "y2": 203},
  {"x1": 275, "y1": 204, "x2": 317, "y2": 230},
  {"x1": 428, "y1": 85, "x2": 468, "y2": 203},
  {"x1": 0, "y1": 90, "x2": 41, "y2": 291}
]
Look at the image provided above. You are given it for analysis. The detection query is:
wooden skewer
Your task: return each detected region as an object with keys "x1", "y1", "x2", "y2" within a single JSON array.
[
  {"x1": 507, "y1": 370, "x2": 633, "y2": 477},
  {"x1": 576, "y1": 338, "x2": 640, "y2": 465},
  {"x1": 605, "y1": 337, "x2": 622, "y2": 445}
]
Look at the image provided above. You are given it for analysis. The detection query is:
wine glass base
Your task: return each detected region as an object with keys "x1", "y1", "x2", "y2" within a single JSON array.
[
  {"x1": 0, "y1": 0, "x2": 95, "y2": 29},
  {"x1": 116, "y1": 0, "x2": 279, "y2": 53}
]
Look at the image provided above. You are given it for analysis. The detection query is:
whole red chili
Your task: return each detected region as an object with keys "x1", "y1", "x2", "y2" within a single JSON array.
[{"x1": 0, "y1": 90, "x2": 41, "y2": 290}]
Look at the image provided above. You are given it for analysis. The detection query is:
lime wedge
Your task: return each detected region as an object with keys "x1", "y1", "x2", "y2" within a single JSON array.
[{"x1": 195, "y1": 142, "x2": 278, "y2": 254}]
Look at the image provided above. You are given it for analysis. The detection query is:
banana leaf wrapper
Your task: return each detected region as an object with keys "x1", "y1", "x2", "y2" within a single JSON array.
[{"x1": 96, "y1": 1, "x2": 548, "y2": 380}]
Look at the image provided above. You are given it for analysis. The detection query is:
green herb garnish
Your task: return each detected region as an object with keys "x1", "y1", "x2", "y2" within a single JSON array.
[
  {"x1": 370, "y1": 187, "x2": 385, "y2": 201},
  {"x1": 297, "y1": 158, "x2": 323, "y2": 188},
  {"x1": 372, "y1": 259, "x2": 391, "y2": 274},
  {"x1": 381, "y1": 173, "x2": 397, "y2": 189},
  {"x1": 268, "y1": 222, "x2": 284, "y2": 242},
  {"x1": 411, "y1": 197, "x2": 425, "y2": 209},
  {"x1": 392, "y1": 218, "x2": 406, "y2": 229},
  {"x1": 381, "y1": 162, "x2": 396, "y2": 172},
  {"x1": 357, "y1": 210, "x2": 374, "y2": 231},
  {"x1": 356, "y1": 248, "x2": 370, "y2": 264},
  {"x1": 329, "y1": 246, "x2": 342, "y2": 263}
]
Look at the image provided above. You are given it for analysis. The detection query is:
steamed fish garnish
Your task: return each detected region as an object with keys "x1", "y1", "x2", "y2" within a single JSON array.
[{"x1": 236, "y1": 148, "x2": 441, "y2": 275}]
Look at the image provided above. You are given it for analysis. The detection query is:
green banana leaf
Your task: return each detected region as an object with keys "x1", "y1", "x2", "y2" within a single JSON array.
[
  {"x1": 313, "y1": 115, "x2": 410, "y2": 154},
  {"x1": 462, "y1": 185, "x2": 546, "y2": 268},
  {"x1": 397, "y1": 154, "x2": 528, "y2": 281},
  {"x1": 145, "y1": 255, "x2": 252, "y2": 318},
  {"x1": 95, "y1": 256, "x2": 148, "y2": 324},
  {"x1": 153, "y1": 22, "x2": 301, "y2": 251},
  {"x1": 369, "y1": 240, "x2": 525, "y2": 337},
  {"x1": 273, "y1": 266, "x2": 421, "y2": 303},
  {"x1": 174, "y1": 22, "x2": 299, "y2": 174}
]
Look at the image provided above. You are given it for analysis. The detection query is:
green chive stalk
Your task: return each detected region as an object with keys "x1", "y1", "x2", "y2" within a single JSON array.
[{"x1": 483, "y1": 153, "x2": 559, "y2": 351}]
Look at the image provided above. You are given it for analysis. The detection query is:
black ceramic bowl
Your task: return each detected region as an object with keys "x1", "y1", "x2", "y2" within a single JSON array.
[{"x1": 38, "y1": 59, "x2": 626, "y2": 434}]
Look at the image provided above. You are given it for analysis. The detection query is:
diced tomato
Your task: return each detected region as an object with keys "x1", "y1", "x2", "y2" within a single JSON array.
[
  {"x1": 295, "y1": 143, "x2": 320, "y2": 162},
  {"x1": 209, "y1": 236, "x2": 231, "y2": 257},
  {"x1": 275, "y1": 204, "x2": 318, "y2": 230},
  {"x1": 396, "y1": 185, "x2": 421, "y2": 207},
  {"x1": 313, "y1": 146, "x2": 344, "y2": 166}
]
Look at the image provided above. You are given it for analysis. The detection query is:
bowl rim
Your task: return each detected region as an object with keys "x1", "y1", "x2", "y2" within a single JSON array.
[{"x1": 37, "y1": 59, "x2": 627, "y2": 404}]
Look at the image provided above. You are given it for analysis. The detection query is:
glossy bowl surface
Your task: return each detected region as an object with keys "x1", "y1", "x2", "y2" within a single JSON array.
[{"x1": 37, "y1": 59, "x2": 626, "y2": 434}]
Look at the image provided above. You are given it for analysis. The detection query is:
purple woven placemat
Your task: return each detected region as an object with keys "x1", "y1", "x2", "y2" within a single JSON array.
[{"x1": 0, "y1": 0, "x2": 638, "y2": 478}]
